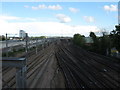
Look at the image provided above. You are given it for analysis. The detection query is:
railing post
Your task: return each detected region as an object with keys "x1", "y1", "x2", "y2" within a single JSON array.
[{"x1": 16, "y1": 66, "x2": 26, "y2": 88}]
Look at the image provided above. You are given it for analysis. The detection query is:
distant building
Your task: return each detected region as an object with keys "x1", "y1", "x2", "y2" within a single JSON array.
[
  {"x1": 84, "y1": 37, "x2": 93, "y2": 46},
  {"x1": 9, "y1": 37, "x2": 21, "y2": 40},
  {"x1": 19, "y1": 30, "x2": 26, "y2": 38}
]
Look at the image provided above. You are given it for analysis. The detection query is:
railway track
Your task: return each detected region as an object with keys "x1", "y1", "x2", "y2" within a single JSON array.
[
  {"x1": 68, "y1": 45, "x2": 120, "y2": 84},
  {"x1": 55, "y1": 39, "x2": 120, "y2": 88},
  {"x1": 2, "y1": 39, "x2": 120, "y2": 88},
  {"x1": 2, "y1": 43, "x2": 56, "y2": 88}
]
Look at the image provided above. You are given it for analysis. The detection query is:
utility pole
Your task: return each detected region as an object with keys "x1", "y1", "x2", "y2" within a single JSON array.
[
  {"x1": 36, "y1": 38, "x2": 38, "y2": 54},
  {"x1": 25, "y1": 33, "x2": 28, "y2": 65},
  {"x1": 6, "y1": 33, "x2": 8, "y2": 57},
  {"x1": 25, "y1": 33, "x2": 28, "y2": 53},
  {"x1": 23, "y1": 33, "x2": 28, "y2": 87}
]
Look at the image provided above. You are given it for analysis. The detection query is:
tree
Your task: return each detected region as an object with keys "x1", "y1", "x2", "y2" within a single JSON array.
[
  {"x1": 110, "y1": 25, "x2": 120, "y2": 52},
  {"x1": 73, "y1": 34, "x2": 85, "y2": 47},
  {"x1": 0, "y1": 35, "x2": 5, "y2": 41},
  {"x1": 90, "y1": 32, "x2": 97, "y2": 39},
  {"x1": 89, "y1": 32, "x2": 100, "y2": 53},
  {"x1": 99, "y1": 33, "x2": 111, "y2": 55}
]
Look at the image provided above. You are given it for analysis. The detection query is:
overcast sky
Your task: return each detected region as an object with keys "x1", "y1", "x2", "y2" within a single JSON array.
[{"x1": 0, "y1": 2, "x2": 118, "y2": 37}]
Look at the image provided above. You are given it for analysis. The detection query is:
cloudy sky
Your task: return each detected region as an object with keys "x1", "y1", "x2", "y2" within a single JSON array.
[{"x1": 0, "y1": 2, "x2": 118, "y2": 37}]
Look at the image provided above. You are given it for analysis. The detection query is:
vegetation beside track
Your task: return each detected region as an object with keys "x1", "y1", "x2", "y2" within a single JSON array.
[{"x1": 73, "y1": 24, "x2": 120, "y2": 56}]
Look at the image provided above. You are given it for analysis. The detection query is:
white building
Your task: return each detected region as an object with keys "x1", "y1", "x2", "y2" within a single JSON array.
[{"x1": 19, "y1": 30, "x2": 26, "y2": 38}]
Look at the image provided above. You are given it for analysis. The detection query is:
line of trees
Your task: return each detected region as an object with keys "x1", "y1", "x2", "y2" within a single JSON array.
[
  {"x1": 73, "y1": 24, "x2": 120, "y2": 56},
  {"x1": 110, "y1": 25, "x2": 120, "y2": 52},
  {"x1": 0, "y1": 35, "x2": 47, "y2": 41},
  {"x1": 30, "y1": 36, "x2": 46, "y2": 40}
]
